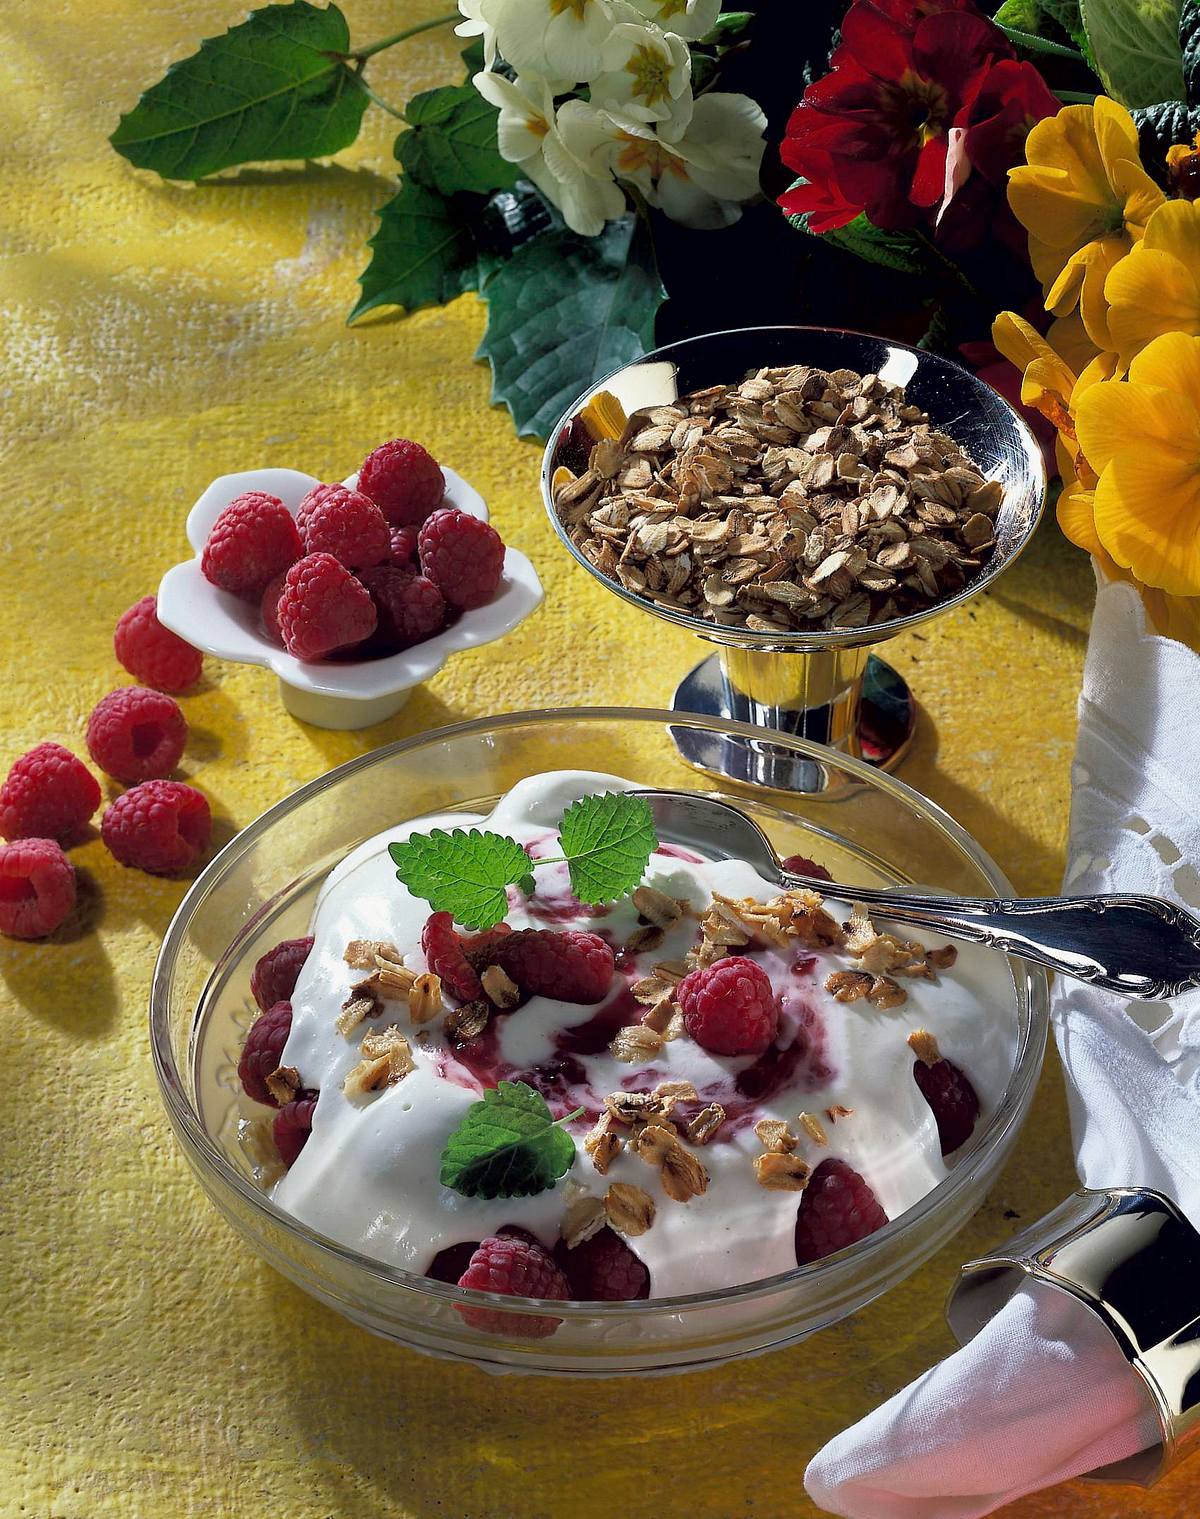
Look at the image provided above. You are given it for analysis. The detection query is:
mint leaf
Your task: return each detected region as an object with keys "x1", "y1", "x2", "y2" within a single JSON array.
[
  {"x1": 1081, "y1": 0, "x2": 1185, "y2": 108},
  {"x1": 440, "y1": 1081, "x2": 579, "y2": 1198},
  {"x1": 389, "y1": 828, "x2": 533, "y2": 929},
  {"x1": 110, "y1": 1, "x2": 369, "y2": 180},
  {"x1": 558, "y1": 792, "x2": 656, "y2": 907},
  {"x1": 398, "y1": 83, "x2": 517, "y2": 196},
  {"x1": 350, "y1": 178, "x2": 478, "y2": 321}
]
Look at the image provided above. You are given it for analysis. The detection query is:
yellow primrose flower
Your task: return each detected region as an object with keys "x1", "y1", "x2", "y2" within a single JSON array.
[
  {"x1": 1008, "y1": 97, "x2": 1164, "y2": 350},
  {"x1": 1075, "y1": 331, "x2": 1200, "y2": 595},
  {"x1": 1105, "y1": 199, "x2": 1200, "y2": 366}
]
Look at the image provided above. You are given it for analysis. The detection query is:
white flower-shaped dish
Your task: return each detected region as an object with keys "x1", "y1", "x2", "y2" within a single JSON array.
[{"x1": 157, "y1": 467, "x2": 543, "y2": 730}]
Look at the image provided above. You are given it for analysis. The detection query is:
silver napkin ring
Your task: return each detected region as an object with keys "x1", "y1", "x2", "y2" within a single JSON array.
[{"x1": 946, "y1": 1187, "x2": 1200, "y2": 1486}]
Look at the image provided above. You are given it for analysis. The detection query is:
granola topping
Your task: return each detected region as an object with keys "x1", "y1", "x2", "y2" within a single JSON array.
[{"x1": 605, "y1": 1181, "x2": 657, "y2": 1236}]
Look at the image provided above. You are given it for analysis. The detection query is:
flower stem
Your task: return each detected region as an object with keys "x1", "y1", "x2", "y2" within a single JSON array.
[
  {"x1": 1056, "y1": 90, "x2": 1099, "y2": 104},
  {"x1": 351, "y1": 11, "x2": 459, "y2": 62},
  {"x1": 354, "y1": 75, "x2": 407, "y2": 120}
]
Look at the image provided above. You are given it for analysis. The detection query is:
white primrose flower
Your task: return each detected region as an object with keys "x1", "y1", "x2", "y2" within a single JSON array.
[
  {"x1": 454, "y1": 0, "x2": 498, "y2": 68},
  {"x1": 620, "y1": 0, "x2": 722, "y2": 40},
  {"x1": 479, "y1": 0, "x2": 616, "y2": 84},
  {"x1": 591, "y1": 22, "x2": 693, "y2": 133}
]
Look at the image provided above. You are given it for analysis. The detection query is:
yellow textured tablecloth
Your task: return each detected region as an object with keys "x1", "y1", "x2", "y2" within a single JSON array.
[{"x1": 2, "y1": 4, "x2": 1194, "y2": 1516}]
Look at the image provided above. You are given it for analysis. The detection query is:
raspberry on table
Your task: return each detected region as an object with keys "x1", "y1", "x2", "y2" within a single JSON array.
[
  {"x1": 0, "y1": 838, "x2": 76, "y2": 939},
  {"x1": 421, "y1": 911, "x2": 484, "y2": 1002},
  {"x1": 794, "y1": 1158, "x2": 889, "y2": 1265},
  {"x1": 114, "y1": 595, "x2": 203, "y2": 692},
  {"x1": 277, "y1": 553, "x2": 377, "y2": 661},
  {"x1": 238, "y1": 1000, "x2": 294, "y2": 1106},
  {"x1": 554, "y1": 1227, "x2": 649, "y2": 1301},
  {"x1": 251, "y1": 936, "x2": 314, "y2": 1012},
  {"x1": 357, "y1": 438, "x2": 444, "y2": 527},
  {"x1": 493, "y1": 928, "x2": 614, "y2": 1004},
  {"x1": 201, "y1": 492, "x2": 303, "y2": 601},
  {"x1": 0, "y1": 743, "x2": 101, "y2": 843},
  {"x1": 101, "y1": 779, "x2": 212, "y2": 875},
  {"x1": 273, "y1": 1092, "x2": 318, "y2": 1168},
  {"x1": 389, "y1": 525, "x2": 417, "y2": 566},
  {"x1": 86, "y1": 687, "x2": 188, "y2": 784},
  {"x1": 356, "y1": 566, "x2": 447, "y2": 654},
  {"x1": 259, "y1": 571, "x2": 288, "y2": 645},
  {"x1": 677, "y1": 956, "x2": 779, "y2": 1056},
  {"x1": 455, "y1": 1233, "x2": 570, "y2": 1337},
  {"x1": 914, "y1": 1054, "x2": 980, "y2": 1155},
  {"x1": 418, "y1": 508, "x2": 505, "y2": 611},
  {"x1": 296, "y1": 484, "x2": 390, "y2": 569}
]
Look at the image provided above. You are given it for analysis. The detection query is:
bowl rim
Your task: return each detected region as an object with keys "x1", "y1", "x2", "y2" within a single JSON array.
[
  {"x1": 539, "y1": 323, "x2": 1048, "y2": 652},
  {"x1": 151, "y1": 705, "x2": 1050, "y2": 1321}
]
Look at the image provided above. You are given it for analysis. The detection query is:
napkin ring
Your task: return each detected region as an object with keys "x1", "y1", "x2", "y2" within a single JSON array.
[{"x1": 946, "y1": 1187, "x2": 1200, "y2": 1486}]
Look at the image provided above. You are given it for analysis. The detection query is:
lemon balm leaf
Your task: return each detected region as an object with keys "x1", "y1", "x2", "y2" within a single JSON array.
[
  {"x1": 388, "y1": 828, "x2": 533, "y2": 929},
  {"x1": 440, "y1": 1081, "x2": 581, "y2": 1198},
  {"x1": 558, "y1": 792, "x2": 657, "y2": 907}
]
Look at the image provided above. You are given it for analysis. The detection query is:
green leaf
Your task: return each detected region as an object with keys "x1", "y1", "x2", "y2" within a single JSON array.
[
  {"x1": 397, "y1": 82, "x2": 518, "y2": 196},
  {"x1": 787, "y1": 202, "x2": 939, "y2": 279},
  {"x1": 110, "y1": 1, "x2": 369, "y2": 180},
  {"x1": 558, "y1": 792, "x2": 657, "y2": 907},
  {"x1": 388, "y1": 828, "x2": 534, "y2": 929},
  {"x1": 440, "y1": 1081, "x2": 579, "y2": 1198},
  {"x1": 996, "y1": 22, "x2": 1086, "y2": 58},
  {"x1": 699, "y1": 10, "x2": 753, "y2": 43},
  {"x1": 996, "y1": 0, "x2": 1094, "y2": 58},
  {"x1": 476, "y1": 216, "x2": 665, "y2": 439},
  {"x1": 350, "y1": 178, "x2": 478, "y2": 321},
  {"x1": 1081, "y1": 0, "x2": 1185, "y2": 107}
]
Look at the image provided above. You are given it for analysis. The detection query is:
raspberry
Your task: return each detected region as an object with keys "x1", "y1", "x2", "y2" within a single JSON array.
[
  {"x1": 455, "y1": 1234, "x2": 570, "y2": 1337},
  {"x1": 238, "y1": 1000, "x2": 294, "y2": 1106},
  {"x1": 356, "y1": 567, "x2": 446, "y2": 654},
  {"x1": 101, "y1": 780, "x2": 211, "y2": 875},
  {"x1": 389, "y1": 525, "x2": 418, "y2": 566},
  {"x1": 494, "y1": 929, "x2": 614, "y2": 1004},
  {"x1": 677, "y1": 956, "x2": 779, "y2": 1056},
  {"x1": 0, "y1": 838, "x2": 76, "y2": 939},
  {"x1": 553, "y1": 1227, "x2": 649, "y2": 1301},
  {"x1": 201, "y1": 492, "x2": 302, "y2": 601},
  {"x1": 273, "y1": 1092, "x2": 318, "y2": 1168},
  {"x1": 418, "y1": 508, "x2": 505, "y2": 611},
  {"x1": 259, "y1": 571, "x2": 288, "y2": 645},
  {"x1": 357, "y1": 438, "x2": 444, "y2": 527},
  {"x1": 113, "y1": 595, "x2": 203, "y2": 692},
  {"x1": 86, "y1": 687, "x2": 187, "y2": 784},
  {"x1": 914, "y1": 1055, "x2": 980, "y2": 1155},
  {"x1": 277, "y1": 553, "x2": 377, "y2": 661},
  {"x1": 296, "y1": 484, "x2": 390, "y2": 569},
  {"x1": 0, "y1": 743, "x2": 100, "y2": 843},
  {"x1": 251, "y1": 935, "x2": 314, "y2": 1012},
  {"x1": 426, "y1": 1223, "x2": 529, "y2": 1284},
  {"x1": 794, "y1": 1158, "x2": 889, "y2": 1265},
  {"x1": 421, "y1": 911, "x2": 483, "y2": 1002},
  {"x1": 781, "y1": 853, "x2": 833, "y2": 883}
]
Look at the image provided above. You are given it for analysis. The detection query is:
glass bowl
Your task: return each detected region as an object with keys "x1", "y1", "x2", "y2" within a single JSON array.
[{"x1": 151, "y1": 708, "x2": 1049, "y2": 1375}]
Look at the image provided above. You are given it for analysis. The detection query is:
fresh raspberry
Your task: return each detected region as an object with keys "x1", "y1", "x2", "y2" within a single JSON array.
[
  {"x1": 914, "y1": 1055, "x2": 980, "y2": 1155},
  {"x1": 357, "y1": 438, "x2": 444, "y2": 527},
  {"x1": 389, "y1": 525, "x2": 418, "y2": 566},
  {"x1": 494, "y1": 929, "x2": 614, "y2": 1004},
  {"x1": 0, "y1": 838, "x2": 76, "y2": 939},
  {"x1": 781, "y1": 854, "x2": 833, "y2": 883},
  {"x1": 357, "y1": 567, "x2": 446, "y2": 654},
  {"x1": 297, "y1": 483, "x2": 390, "y2": 569},
  {"x1": 273, "y1": 1092, "x2": 318, "y2": 1168},
  {"x1": 554, "y1": 1227, "x2": 649, "y2": 1301},
  {"x1": 0, "y1": 743, "x2": 100, "y2": 843},
  {"x1": 277, "y1": 553, "x2": 377, "y2": 661},
  {"x1": 251, "y1": 935, "x2": 314, "y2": 1012},
  {"x1": 101, "y1": 779, "x2": 211, "y2": 875},
  {"x1": 259, "y1": 571, "x2": 288, "y2": 645},
  {"x1": 794, "y1": 1158, "x2": 889, "y2": 1265},
  {"x1": 426, "y1": 1239, "x2": 481, "y2": 1284},
  {"x1": 455, "y1": 1234, "x2": 570, "y2": 1337},
  {"x1": 238, "y1": 1000, "x2": 294, "y2": 1106},
  {"x1": 677, "y1": 956, "x2": 779, "y2": 1056},
  {"x1": 294, "y1": 482, "x2": 344, "y2": 537},
  {"x1": 421, "y1": 911, "x2": 483, "y2": 1002},
  {"x1": 86, "y1": 687, "x2": 187, "y2": 784},
  {"x1": 113, "y1": 595, "x2": 203, "y2": 692},
  {"x1": 201, "y1": 492, "x2": 303, "y2": 601},
  {"x1": 418, "y1": 508, "x2": 505, "y2": 611},
  {"x1": 461, "y1": 923, "x2": 513, "y2": 968}
]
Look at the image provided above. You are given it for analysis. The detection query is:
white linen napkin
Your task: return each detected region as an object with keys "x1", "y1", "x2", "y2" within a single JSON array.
[{"x1": 806, "y1": 578, "x2": 1200, "y2": 1517}]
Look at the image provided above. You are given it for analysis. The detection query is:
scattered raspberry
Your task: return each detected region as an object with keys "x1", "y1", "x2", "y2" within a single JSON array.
[
  {"x1": 259, "y1": 571, "x2": 288, "y2": 645},
  {"x1": 553, "y1": 1227, "x2": 649, "y2": 1301},
  {"x1": 238, "y1": 1000, "x2": 294, "y2": 1106},
  {"x1": 455, "y1": 1233, "x2": 570, "y2": 1337},
  {"x1": 493, "y1": 929, "x2": 614, "y2": 1005},
  {"x1": 421, "y1": 911, "x2": 483, "y2": 1002},
  {"x1": 418, "y1": 508, "x2": 505, "y2": 611},
  {"x1": 914, "y1": 1056, "x2": 980, "y2": 1155},
  {"x1": 86, "y1": 687, "x2": 187, "y2": 784},
  {"x1": 297, "y1": 483, "x2": 390, "y2": 569},
  {"x1": 277, "y1": 553, "x2": 377, "y2": 661},
  {"x1": 0, "y1": 838, "x2": 76, "y2": 939},
  {"x1": 0, "y1": 743, "x2": 101, "y2": 843},
  {"x1": 794, "y1": 1158, "x2": 889, "y2": 1265},
  {"x1": 357, "y1": 438, "x2": 444, "y2": 527},
  {"x1": 201, "y1": 492, "x2": 303, "y2": 600},
  {"x1": 251, "y1": 936, "x2": 313, "y2": 1012},
  {"x1": 781, "y1": 854, "x2": 833, "y2": 883},
  {"x1": 113, "y1": 595, "x2": 203, "y2": 692},
  {"x1": 677, "y1": 956, "x2": 779, "y2": 1056},
  {"x1": 357, "y1": 567, "x2": 446, "y2": 654},
  {"x1": 389, "y1": 525, "x2": 417, "y2": 566},
  {"x1": 273, "y1": 1092, "x2": 318, "y2": 1168},
  {"x1": 101, "y1": 779, "x2": 211, "y2": 875}
]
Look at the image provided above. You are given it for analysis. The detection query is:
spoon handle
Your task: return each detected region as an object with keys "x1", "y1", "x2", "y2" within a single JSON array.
[{"x1": 780, "y1": 880, "x2": 1200, "y2": 1000}]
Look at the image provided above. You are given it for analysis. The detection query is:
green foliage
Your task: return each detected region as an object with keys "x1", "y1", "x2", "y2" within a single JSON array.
[
  {"x1": 350, "y1": 179, "x2": 479, "y2": 321},
  {"x1": 787, "y1": 204, "x2": 939, "y2": 279},
  {"x1": 397, "y1": 83, "x2": 518, "y2": 197},
  {"x1": 556, "y1": 792, "x2": 657, "y2": 907},
  {"x1": 996, "y1": 0, "x2": 1094, "y2": 59},
  {"x1": 388, "y1": 827, "x2": 536, "y2": 930},
  {"x1": 439, "y1": 1082, "x2": 579, "y2": 1199},
  {"x1": 1081, "y1": 0, "x2": 1186, "y2": 107}
]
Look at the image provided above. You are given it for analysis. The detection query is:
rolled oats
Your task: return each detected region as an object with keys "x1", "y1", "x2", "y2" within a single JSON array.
[
  {"x1": 605, "y1": 1181, "x2": 657, "y2": 1236},
  {"x1": 753, "y1": 1153, "x2": 812, "y2": 1191}
]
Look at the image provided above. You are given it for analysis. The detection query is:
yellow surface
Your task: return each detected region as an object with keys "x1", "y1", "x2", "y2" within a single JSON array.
[{"x1": 1, "y1": 4, "x2": 1194, "y2": 1516}]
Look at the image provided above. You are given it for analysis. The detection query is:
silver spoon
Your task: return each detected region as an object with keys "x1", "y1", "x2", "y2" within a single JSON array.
[{"x1": 635, "y1": 789, "x2": 1200, "y2": 1000}]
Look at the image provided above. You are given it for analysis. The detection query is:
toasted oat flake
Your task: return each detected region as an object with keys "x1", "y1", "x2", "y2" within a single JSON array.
[
  {"x1": 444, "y1": 999, "x2": 489, "y2": 1042},
  {"x1": 825, "y1": 969, "x2": 873, "y2": 1003},
  {"x1": 908, "y1": 1028, "x2": 942, "y2": 1065},
  {"x1": 625, "y1": 923, "x2": 666, "y2": 955},
  {"x1": 610, "y1": 1024, "x2": 665, "y2": 1063},
  {"x1": 797, "y1": 1111, "x2": 829, "y2": 1145},
  {"x1": 755, "y1": 1118, "x2": 798, "y2": 1154},
  {"x1": 265, "y1": 1065, "x2": 301, "y2": 1105},
  {"x1": 561, "y1": 1184, "x2": 608, "y2": 1249},
  {"x1": 344, "y1": 939, "x2": 401, "y2": 970},
  {"x1": 631, "y1": 884, "x2": 684, "y2": 929},
  {"x1": 826, "y1": 1104, "x2": 854, "y2": 1123},
  {"x1": 408, "y1": 971, "x2": 444, "y2": 1025},
  {"x1": 867, "y1": 974, "x2": 907, "y2": 1009},
  {"x1": 686, "y1": 1103, "x2": 726, "y2": 1145},
  {"x1": 605, "y1": 1181, "x2": 657, "y2": 1236},
  {"x1": 480, "y1": 964, "x2": 520, "y2": 1010},
  {"x1": 585, "y1": 1111, "x2": 622, "y2": 1175},
  {"x1": 336, "y1": 993, "x2": 377, "y2": 1037},
  {"x1": 633, "y1": 1125, "x2": 709, "y2": 1201},
  {"x1": 754, "y1": 1152, "x2": 812, "y2": 1191}
]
